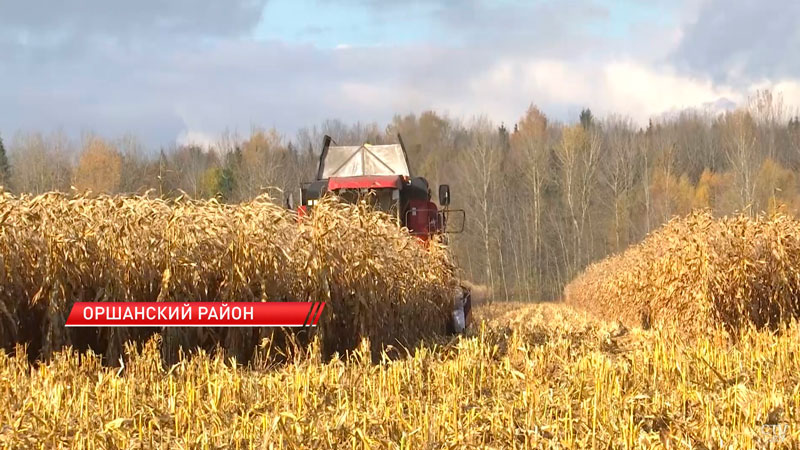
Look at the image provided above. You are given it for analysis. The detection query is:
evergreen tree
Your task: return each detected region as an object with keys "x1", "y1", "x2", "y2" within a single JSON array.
[
  {"x1": 790, "y1": 116, "x2": 800, "y2": 132},
  {"x1": 219, "y1": 146, "x2": 241, "y2": 202},
  {"x1": 157, "y1": 149, "x2": 168, "y2": 196},
  {"x1": 498, "y1": 123, "x2": 510, "y2": 151},
  {"x1": 218, "y1": 165, "x2": 235, "y2": 202},
  {"x1": 580, "y1": 108, "x2": 594, "y2": 130},
  {"x1": 0, "y1": 135, "x2": 9, "y2": 187}
]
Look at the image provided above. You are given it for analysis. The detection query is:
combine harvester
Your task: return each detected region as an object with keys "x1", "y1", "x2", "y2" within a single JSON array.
[{"x1": 295, "y1": 135, "x2": 473, "y2": 333}]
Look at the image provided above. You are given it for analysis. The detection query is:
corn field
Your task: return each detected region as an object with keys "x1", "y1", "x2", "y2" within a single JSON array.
[
  {"x1": 0, "y1": 192, "x2": 458, "y2": 363},
  {"x1": 2, "y1": 197, "x2": 800, "y2": 448},
  {"x1": 565, "y1": 211, "x2": 800, "y2": 337}
]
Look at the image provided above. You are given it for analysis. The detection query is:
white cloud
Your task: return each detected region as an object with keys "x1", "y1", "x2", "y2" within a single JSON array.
[
  {"x1": 599, "y1": 61, "x2": 740, "y2": 120},
  {"x1": 176, "y1": 130, "x2": 218, "y2": 149},
  {"x1": 419, "y1": 58, "x2": 727, "y2": 126},
  {"x1": 169, "y1": 54, "x2": 800, "y2": 147},
  {"x1": 422, "y1": 57, "x2": 800, "y2": 127}
]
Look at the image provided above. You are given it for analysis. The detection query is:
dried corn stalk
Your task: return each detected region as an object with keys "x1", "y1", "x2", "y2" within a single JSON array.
[
  {"x1": 0, "y1": 193, "x2": 458, "y2": 362},
  {"x1": 565, "y1": 211, "x2": 800, "y2": 337}
]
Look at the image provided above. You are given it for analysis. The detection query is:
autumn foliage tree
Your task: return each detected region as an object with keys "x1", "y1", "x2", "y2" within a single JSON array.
[
  {"x1": 234, "y1": 128, "x2": 292, "y2": 200},
  {"x1": 74, "y1": 136, "x2": 123, "y2": 193}
]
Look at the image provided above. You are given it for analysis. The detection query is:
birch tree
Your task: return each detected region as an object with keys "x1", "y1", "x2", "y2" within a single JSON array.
[
  {"x1": 720, "y1": 110, "x2": 759, "y2": 215},
  {"x1": 510, "y1": 105, "x2": 549, "y2": 292},
  {"x1": 461, "y1": 117, "x2": 502, "y2": 295}
]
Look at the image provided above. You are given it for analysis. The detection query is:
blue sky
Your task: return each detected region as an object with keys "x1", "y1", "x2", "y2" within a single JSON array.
[
  {"x1": 254, "y1": 1, "x2": 675, "y2": 49},
  {"x1": 1, "y1": 0, "x2": 799, "y2": 149},
  {"x1": 255, "y1": 0, "x2": 450, "y2": 47}
]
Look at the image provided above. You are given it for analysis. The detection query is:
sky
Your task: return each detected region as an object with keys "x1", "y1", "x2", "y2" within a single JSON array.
[{"x1": 2, "y1": 0, "x2": 800, "y2": 149}]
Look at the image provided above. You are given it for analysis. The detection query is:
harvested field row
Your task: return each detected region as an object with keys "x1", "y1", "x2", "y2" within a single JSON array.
[
  {"x1": 565, "y1": 211, "x2": 800, "y2": 337},
  {"x1": 3, "y1": 302, "x2": 798, "y2": 448},
  {"x1": 0, "y1": 192, "x2": 458, "y2": 363}
]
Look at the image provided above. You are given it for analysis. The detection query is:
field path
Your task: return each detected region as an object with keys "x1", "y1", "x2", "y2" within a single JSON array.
[{"x1": 473, "y1": 300, "x2": 606, "y2": 331}]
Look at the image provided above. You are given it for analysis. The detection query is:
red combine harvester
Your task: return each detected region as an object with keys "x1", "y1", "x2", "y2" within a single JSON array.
[{"x1": 296, "y1": 134, "x2": 472, "y2": 333}]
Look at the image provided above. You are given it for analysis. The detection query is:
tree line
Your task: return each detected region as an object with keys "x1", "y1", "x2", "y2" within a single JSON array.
[{"x1": 2, "y1": 89, "x2": 800, "y2": 300}]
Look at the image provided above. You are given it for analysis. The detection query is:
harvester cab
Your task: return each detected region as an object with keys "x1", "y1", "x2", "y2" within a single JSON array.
[{"x1": 296, "y1": 134, "x2": 471, "y2": 333}]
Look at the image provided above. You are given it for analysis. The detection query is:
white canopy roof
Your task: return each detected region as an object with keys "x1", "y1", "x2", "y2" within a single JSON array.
[{"x1": 321, "y1": 143, "x2": 410, "y2": 178}]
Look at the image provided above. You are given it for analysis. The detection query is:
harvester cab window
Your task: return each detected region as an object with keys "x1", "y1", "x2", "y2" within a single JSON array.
[
  {"x1": 369, "y1": 189, "x2": 397, "y2": 214},
  {"x1": 333, "y1": 188, "x2": 399, "y2": 216},
  {"x1": 335, "y1": 189, "x2": 360, "y2": 204}
]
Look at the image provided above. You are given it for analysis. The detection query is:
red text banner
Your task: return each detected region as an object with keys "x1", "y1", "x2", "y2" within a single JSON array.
[{"x1": 65, "y1": 302, "x2": 325, "y2": 327}]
